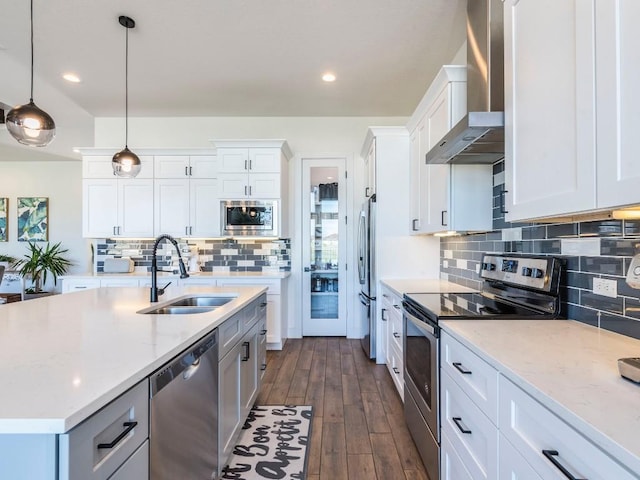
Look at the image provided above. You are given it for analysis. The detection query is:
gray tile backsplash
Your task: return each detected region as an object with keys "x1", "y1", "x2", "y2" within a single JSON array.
[
  {"x1": 440, "y1": 159, "x2": 640, "y2": 340},
  {"x1": 94, "y1": 238, "x2": 291, "y2": 273}
]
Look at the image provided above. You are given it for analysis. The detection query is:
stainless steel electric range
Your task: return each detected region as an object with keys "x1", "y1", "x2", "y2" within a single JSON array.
[{"x1": 402, "y1": 253, "x2": 564, "y2": 480}]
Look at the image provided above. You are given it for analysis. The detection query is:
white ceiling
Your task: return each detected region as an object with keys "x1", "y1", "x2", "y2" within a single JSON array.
[{"x1": 0, "y1": 0, "x2": 466, "y2": 118}]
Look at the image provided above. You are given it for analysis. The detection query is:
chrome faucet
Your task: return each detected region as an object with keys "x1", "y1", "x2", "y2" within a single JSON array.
[{"x1": 150, "y1": 234, "x2": 190, "y2": 302}]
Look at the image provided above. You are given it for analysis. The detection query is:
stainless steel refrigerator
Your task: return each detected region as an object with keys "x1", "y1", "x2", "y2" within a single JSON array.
[{"x1": 358, "y1": 194, "x2": 376, "y2": 359}]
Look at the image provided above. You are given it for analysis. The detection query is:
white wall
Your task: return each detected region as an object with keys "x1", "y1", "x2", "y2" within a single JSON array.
[{"x1": 0, "y1": 160, "x2": 90, "y2": 292}]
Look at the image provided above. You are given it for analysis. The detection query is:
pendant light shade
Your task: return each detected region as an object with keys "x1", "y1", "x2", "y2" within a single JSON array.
[
  {"x1": 7, "y1": 0, "x2": 56, "y2": 147},
  {"x1": 112, "y1": 15, "x2": 140, "y2": 178}
]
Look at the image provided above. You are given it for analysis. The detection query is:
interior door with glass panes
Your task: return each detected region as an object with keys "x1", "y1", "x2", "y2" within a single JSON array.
[{"x1": 302, "y1": 158, "x2": 347, "y2": 336}]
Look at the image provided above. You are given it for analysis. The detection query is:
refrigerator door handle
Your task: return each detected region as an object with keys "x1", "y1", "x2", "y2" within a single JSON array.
[{"x1": 357, "y1": 210, "x2": 367, "y2": 285}]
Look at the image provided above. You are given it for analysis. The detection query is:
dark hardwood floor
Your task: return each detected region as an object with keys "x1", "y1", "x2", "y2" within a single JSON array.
[{"x1": 257, "y1": 337, "x2": 428, "y2": 480}]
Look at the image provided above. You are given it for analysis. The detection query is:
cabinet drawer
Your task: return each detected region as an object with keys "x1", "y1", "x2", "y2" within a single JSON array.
[
  {"x1": 441, "y1": 431, "x2": 474, "y2": 480},
  {"x1": 62, "y1": 278, "x2": 101, "y2": 293},
  {"x1": 243, "y1": 294, "x2": 267, "y2": 330},
  {"x1": 442, "y1": 331, "x2": 499, "y2": 424},
  {"x1": 109, "y1": 440, "x2": 149, "y2": 480},
  {"x1": 388, "y1": 304, "x2": 403, "y2": 353},
  {"x1": 219, "y1": 313, "x2": 242, "y2": 359},
  {"x1": 387, "y1": 340, "x2": 404, "y2": 400},
  {"x1": 442, "y1": 370, "x2": 498, "y2": 480},
  {"x1": 499, "y1": 376, "x2": 637, "y2": 480},
  {"x1": 499, "y1": 433, "x2": 543, "y2": 480},
  {"x1": 59, "y1": 380, "x2": 149, "y2": 480}
]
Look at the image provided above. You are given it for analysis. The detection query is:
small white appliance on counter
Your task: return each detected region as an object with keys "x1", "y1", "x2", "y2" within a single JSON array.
[
  {"x1": 103, "y1": 257, "x2": 135, "y2": 273},
  {"x1": 618, "y1": 358, "x2": 640, "y2": 384}
]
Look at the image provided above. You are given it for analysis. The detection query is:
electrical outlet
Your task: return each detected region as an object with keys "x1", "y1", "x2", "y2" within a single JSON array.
[{"x1": 593, "y1": 278, "x2": 618, "y2": 298}]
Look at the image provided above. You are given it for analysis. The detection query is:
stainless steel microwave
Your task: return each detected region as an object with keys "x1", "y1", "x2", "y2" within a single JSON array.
[{"x1": 220, "y1": 200, "x2": 279, "y2": 237}]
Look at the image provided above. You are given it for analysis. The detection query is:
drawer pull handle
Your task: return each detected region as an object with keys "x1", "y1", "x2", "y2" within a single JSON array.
[
  {"x1": 260, "y1": 302, "x2": 268, "y2": 308},
  {"x1": 393, "y1": 304, "x2": 401, "y2": 310},
  {"x1": 393, "y1": 332, "x2": 400, "y2": 339},
  {"x1": 260, "y1": 329, "x2": 267, "y2": 336},
  {"x1": 242, "y1": 341, "x2": 250, "y2": 361},
  {"x1": 453, "y1": 362, "x2": 472, "y2": 375},
  {"x1": 97, "y1": 421, "x2": 138, "y2": 449},
  {"x1": 452, "y1": 417, "x2": 472, "y2": 435},
  {"x1": 542, "y1": 450, "x2": 586, "y2": 480},
  {"x1": 381, "y1": 308, "x2": 388, "y2": 321},
  {"x1": 261, "y1": 363, "x2": 267, "y2": 371},
  {"x1": 392, "y1": 367, "x2": 400, "y2": 374}
]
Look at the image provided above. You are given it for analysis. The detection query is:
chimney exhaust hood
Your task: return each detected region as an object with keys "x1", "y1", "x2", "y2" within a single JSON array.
[{"x1": 426, "y1": 0, "x2": 504, "y2": 165}]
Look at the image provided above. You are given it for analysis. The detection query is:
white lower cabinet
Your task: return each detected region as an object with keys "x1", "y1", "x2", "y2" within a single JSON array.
[
  {"x1": 443, "y1": 329, "x2": 640, "y2": 480},
  {"x1": 498, "y1": 434, "x2": 542, "y2": 480},
  {"x1": 499, "y1": 376, "x2": 637, "y2": 480},
  {"x1": 441, "y1": 332, "x2": 499, "y2": 425},
  {"x1": 441, "y1": 370, "x2": 498, "y2": 480},
  {"x1": 59, "y1": 380, "x2": 149, "y2": 480},
  {"x1": 218, "y1": 294, "x2": 266, "y2": 471},
  {"x1": 441, "y1": 431, "x2": 474, "y2": 480},
  {"x1": 109, "y1": 440, "x2": 149, "y2": 480},
  {"x1": 62, "y1": 278, "x2": 102, "y2": 293},
  {"x1": 380, "y1": 285, "x2": 404, "y2": 399},
  {"x1": 218, "y1": 333, "x2": 243, "y2": 465},
  {"x1": 217, "y1": 278, "x2": 287, "y2": 350}
]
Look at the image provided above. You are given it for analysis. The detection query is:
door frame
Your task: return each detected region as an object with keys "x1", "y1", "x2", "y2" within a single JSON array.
[{"x1": 288, "y1": 153, "x2": 356, "y2": 339}]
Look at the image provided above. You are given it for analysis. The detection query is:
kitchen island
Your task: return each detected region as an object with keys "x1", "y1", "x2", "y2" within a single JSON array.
[
  {"x1": 0, "y1": 285, "x2": 267, "y2": 479},
  {"x1": 441, "y1": 319, "x2": 640, "y2": 479}
]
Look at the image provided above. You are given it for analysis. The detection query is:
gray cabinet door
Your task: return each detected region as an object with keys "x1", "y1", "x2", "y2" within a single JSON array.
[
  {"x1": 218, "y1": 340, "x2": 242, "y2": 467},
  {"x1": 109, "y1": 441, "x2": 149, "y2": 480}
]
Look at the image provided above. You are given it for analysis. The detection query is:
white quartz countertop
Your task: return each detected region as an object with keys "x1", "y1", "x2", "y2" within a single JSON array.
[
  {"x1": 61, "y1": 271, "x2": 291, "y2": 279},
  {"x1": 380, "y1": 278, "x2": 476, "y2": 297},
  {"x1": 0, "y1": 285, "x2": 267, "y2": 434},
  {"x1": 441, "y1": 319, "x2": 640, "y2": 474}
]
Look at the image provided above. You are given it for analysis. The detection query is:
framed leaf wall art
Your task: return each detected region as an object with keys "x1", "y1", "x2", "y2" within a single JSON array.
[
  {"x1": 17, "y1": 197, "x2": 48, "y2": 242},
  {"x1": 0, "y1": 198, "x2": 7, "y2": 242}
]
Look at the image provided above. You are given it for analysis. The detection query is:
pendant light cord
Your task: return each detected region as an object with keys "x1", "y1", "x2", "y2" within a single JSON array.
[
  {"x1": 125, "y1": 21, "x2": 129, "y2": 148},
  {"x1": 29, "y1": 0, "x2": 34, "y2": 102}
]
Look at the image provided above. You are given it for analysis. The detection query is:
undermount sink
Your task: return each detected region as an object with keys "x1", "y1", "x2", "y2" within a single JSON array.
[
  {"x1": 138, "y1": 295, "x2": 235, "y2": 315},
  {"x1": 144, "y1": 306, "x2": 217, "y2": 315},
  {"x1": 168, "y1": 296, "x2": 234, "y2": 308}
]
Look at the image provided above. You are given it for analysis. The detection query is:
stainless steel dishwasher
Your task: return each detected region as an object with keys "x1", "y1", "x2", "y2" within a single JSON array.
[{"x1": 150, "y1": 329, "x2": 218, "y2": 480}]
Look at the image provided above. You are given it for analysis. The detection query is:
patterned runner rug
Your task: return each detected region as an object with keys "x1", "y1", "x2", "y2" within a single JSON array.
[{"x1": 222, "y1": 405, "x2": 313, "y2": 480}]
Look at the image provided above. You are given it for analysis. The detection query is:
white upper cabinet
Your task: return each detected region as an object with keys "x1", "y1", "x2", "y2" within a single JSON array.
[
  {"x1": 83, "y1": 155, "x2": 154, "y2": 179},
  {"x1": 214, "y1": 140, "x2": 291, "y2": 199},
  {"x1": 82, "y1": 155, "x2": 154, "y2": 238},
  {"x1": 153, "y1": 155, "x2": 219, "y2": 237},
  {"x1": 504, "y1": 0, "x2": 640, "y2": 220},
  {"x1": 407, "y1": 66, "x2": 492, "y2": 234},
  {"x1": 154, "y1": 155, "x2": 217, "y2": 179},
  {"x1": 595, "y1": 0, "x2": 640, "y2": 209},
  {"x1": 154, "y1": 178, "x2": 220, "y2": 237}
]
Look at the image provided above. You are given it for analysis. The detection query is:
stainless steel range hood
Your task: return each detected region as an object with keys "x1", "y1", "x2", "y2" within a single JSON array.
[{"x1": 426, "y1": 0, "x2": 504, "y2": 164}]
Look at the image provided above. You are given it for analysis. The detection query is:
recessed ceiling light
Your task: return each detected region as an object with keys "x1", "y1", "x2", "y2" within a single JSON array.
[
  {"x1": 322, "y1": 72, "x2": 336, "y2": 82},
  {"x1": 63, "y1": 73, "x2": 81, "y2": 83}
]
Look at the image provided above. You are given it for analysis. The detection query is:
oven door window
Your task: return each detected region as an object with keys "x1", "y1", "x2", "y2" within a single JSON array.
[
  {"x1": 226, "y1": 206, "x2": 271, "y2": 228},
  {"x1": 405, "y1": 318, "x2": 433, "y2": 410}
]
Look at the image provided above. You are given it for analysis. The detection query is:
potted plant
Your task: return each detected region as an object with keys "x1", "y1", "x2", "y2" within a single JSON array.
[{"x1": 17, "y1": 242, "x2": 72, "y2": 298}]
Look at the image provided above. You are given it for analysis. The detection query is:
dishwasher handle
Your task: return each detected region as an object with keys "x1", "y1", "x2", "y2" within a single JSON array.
[{"x1": 150, "y1": 329, "x2": 218, "y2": 396}]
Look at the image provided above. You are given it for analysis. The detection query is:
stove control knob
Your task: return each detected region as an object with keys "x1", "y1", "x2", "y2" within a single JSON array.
[
  {"x1": 522, "y1": 267, "x2": 532, "y2": 277},
  {"x1": 532, "y1": 268, "x2": 544, "y2": 279}
]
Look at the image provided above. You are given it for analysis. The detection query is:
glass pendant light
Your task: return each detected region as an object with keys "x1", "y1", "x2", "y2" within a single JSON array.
[
  {"x1": 6, "y1": 0, "x2": 56, "y2": 147},
  {"x1": 112, "y1": 15, "x2": 141, "y2": 178}
]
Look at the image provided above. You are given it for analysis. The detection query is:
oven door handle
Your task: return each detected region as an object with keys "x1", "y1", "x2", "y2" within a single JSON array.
[{"x1": 404, "y1": 308, "x2": 438, "y2": 337}]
